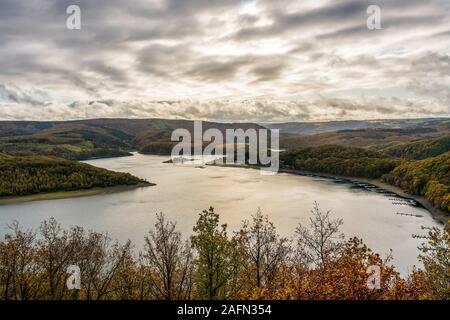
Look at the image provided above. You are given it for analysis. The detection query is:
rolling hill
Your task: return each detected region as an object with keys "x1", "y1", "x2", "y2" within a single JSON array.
[
  {"x1": 0, "y1": 119, "x2": 265, "y2": 159},
  {"x1": 280, "y1": 125, "x2": 450, "y2": 151},
  {"x1": 263, "y1": 118, "x2": 450, "y2": 136}
]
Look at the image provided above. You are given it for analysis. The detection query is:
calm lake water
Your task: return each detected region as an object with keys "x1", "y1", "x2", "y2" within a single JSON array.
[{"x1": 0, "y1": 153, "x2": 441, "y2": 274}]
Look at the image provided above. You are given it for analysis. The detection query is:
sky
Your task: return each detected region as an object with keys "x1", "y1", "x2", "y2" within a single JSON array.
[{"x1": 0, "y1": 0, "x2": 449, "y2": 122}]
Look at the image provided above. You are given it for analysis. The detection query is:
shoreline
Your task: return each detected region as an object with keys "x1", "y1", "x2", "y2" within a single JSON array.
[
  {"x1": 208, "y1": 163, "x2": 449, "y2": 226},
  {"x1": 280, "y1": 169, "x2": 449, "y2": 226},
  {"x1": 0, "y1": 182, "x2": 155, "y2": 205}
]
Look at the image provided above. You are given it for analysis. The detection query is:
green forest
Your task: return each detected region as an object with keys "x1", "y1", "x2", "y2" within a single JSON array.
[
  {"x1": 0, "y1": 154, "x2": 148, "y2": 197},
  {"x1": 280, "y1": 145, "x2": 402, "y2": 179},
  {"x1": 384, "y1": 152, "x2": 450, "y2": 212},
  {"x1": 381, "y1": 136, "x2": 450, "y2": 160}
]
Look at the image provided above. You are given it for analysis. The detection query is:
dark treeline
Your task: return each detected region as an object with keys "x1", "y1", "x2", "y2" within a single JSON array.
[
  {"x1": 1, "y1": 204, "x2": 448, "y2": 300},
  {"x1": 140, "y1": 142, "x2": 176, "y2": 155},
  {"x1": 47, "y1": 148, "x2": 132, "y2": 161},
  {"x1": 280, "y1": 145, "x2": 402, "y2": 179},
  {"x1": 0, "y1": 154, "x2": 148, "y2": 196}
]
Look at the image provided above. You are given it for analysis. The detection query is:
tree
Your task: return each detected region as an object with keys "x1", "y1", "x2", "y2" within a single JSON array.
[
  {"x1": 191, "y1": 207, "x2": 241, "y2": 300},
  {"x1": 36, "y1": 218, "x2": 79, "y2": 299},
  {"x1": 418, "y1": 227, "x2": 450, "y2": 299},
  {"x1": 236, "y1": 209, "x2": 290, "y2": 297},
  {"x1": 0, "y1": 222, "x2": 42, "y2": 300},
  {"x1": 294, "y1": 202, "x2": 345, "y2": 268},
  {"x1": 141, "y1": 213, "x2": 193, "y2": 300}
]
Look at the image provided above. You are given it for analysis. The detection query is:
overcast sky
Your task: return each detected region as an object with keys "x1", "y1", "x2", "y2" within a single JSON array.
[{"x1": 0, "y1": 0, "x2": 449, "y2": 122}]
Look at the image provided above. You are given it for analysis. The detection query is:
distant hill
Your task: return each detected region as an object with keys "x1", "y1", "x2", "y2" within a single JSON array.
[
  {"x1": 263, "y1": 118, "x2": 450, "y2": 136},
  {"x1": 1, "y1": 118, "x2": 449, "y2": 159},
  {"x1": 280, "y1": 125, "x2": 450, "y2": 150},
  {"x1": 0, "y1": 119, "x2": 265, "y2": 159}
]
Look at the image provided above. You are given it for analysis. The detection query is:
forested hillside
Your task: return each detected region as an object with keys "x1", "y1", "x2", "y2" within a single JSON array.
[
  {"x1": 280, "y1": 145, "x2": 402, "y2": 179},
  {"x1": 384, "y1": 152, "x2": 450, "y2": 212},
  {"x1": 381, "y1": 136, "x2": 450, "y2": 160},
  {"x1": 0, "y1": 154, "x2": 148, "y2": 197},
  {"x1": 0, "y1": 137, "x2": 132, "y2": 160}
]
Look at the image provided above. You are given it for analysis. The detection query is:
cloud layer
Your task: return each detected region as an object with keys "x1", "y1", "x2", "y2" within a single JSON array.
[{"x1": 0, "y1": 0, "x2": 449, "y2": 121}]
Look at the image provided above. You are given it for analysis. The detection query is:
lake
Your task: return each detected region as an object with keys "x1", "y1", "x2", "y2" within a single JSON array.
[{"x1": 0, "y1": 153, "x2": 441, "y2": 274}]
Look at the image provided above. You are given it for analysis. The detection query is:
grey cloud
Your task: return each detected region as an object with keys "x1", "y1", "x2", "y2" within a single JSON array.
[
  {"x1": 184, "y1": 59, "x2": 247, "y2": 82},
  {"x1": 250, "y1": 63, "x2": 286, "y2": 83},
  {"x1": 1, "y1": 96, "x2": 447, "y2": 122},
  {"x1": 0, "y1": 84, "x2": 48, "y2": 106},
  {"x1": 432, "y1": 30, "x2": 450, "y2": 38},
  {"x1": 233, "y1": 0, "x2": 368, "y2": 40},
  {"x1": 83, "y1": 60, "x2": 129, "y2": 82},
  {"x1": 317, "y1": 14, "x2": 446, "y2": 42},
  {"x1": 0, "y1": 0, "x2": 449, "y2": 121},
  {"x1": 288, "y1": 42, "x2": 317, "y2": 55},
  {"x1": 411, "y1": 53, "x2": 450, "y2": 77},
  {"x1": 232, "y1": 0, "x2": 432, "y2": 40}
]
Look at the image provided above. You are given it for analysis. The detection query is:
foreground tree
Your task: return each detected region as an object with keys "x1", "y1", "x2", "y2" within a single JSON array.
[
  {"x1": 191, "y1": 207, "x2": 241, "y2": 300},
  {"x1": 36, "y1": 219, "x2": 83, "y2": 299},
  {"x1": 0, "y1": 222, "x2": 41, "y2": 300},
  {"x1": 141, "y1": 213, "x2": 193, "y2": 300},
  {"x1": 417, "y1": 227, "x2": 450, "y2": 299},
  {"x1": 294, "y1": 202, "x2": 345, "y2": 268},
  {"x1": 0, "y1": 205, "x2": 447, "y2": 301},
  {"x1": 236, "y1": 210, "x2": 290, "y2": 298},
  {"x1": 294, "y1": 237, "x2": 404, "y2": 300}
]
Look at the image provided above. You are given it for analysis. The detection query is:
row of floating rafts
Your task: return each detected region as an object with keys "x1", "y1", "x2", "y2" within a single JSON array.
[
  {"x1": 351, "y1": 181, "x2": 396, "y2": 195},
  {"x1": 389, "y1": 197, "x2": 418, "y2": 206},
  {"x1": 412, "y1": 227, "x2": 433, "y2": 240},
  {"x1": 392, "y1": 201, "x2": 417, "y2": 206},
  {"x1": 396, "y1": 212, "x2": 424, "y2": 218},
  {"x1": 352, "y1": 181, "x2": 375, "y2": 189},
  {"x1": 412, "y1": 234, "x2": 429, "y2": 239}
]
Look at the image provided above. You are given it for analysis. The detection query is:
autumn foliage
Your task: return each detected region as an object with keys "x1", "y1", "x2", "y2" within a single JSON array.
[{"x1": 0, "y1": 204, "x2": 448, "y2": 300}]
